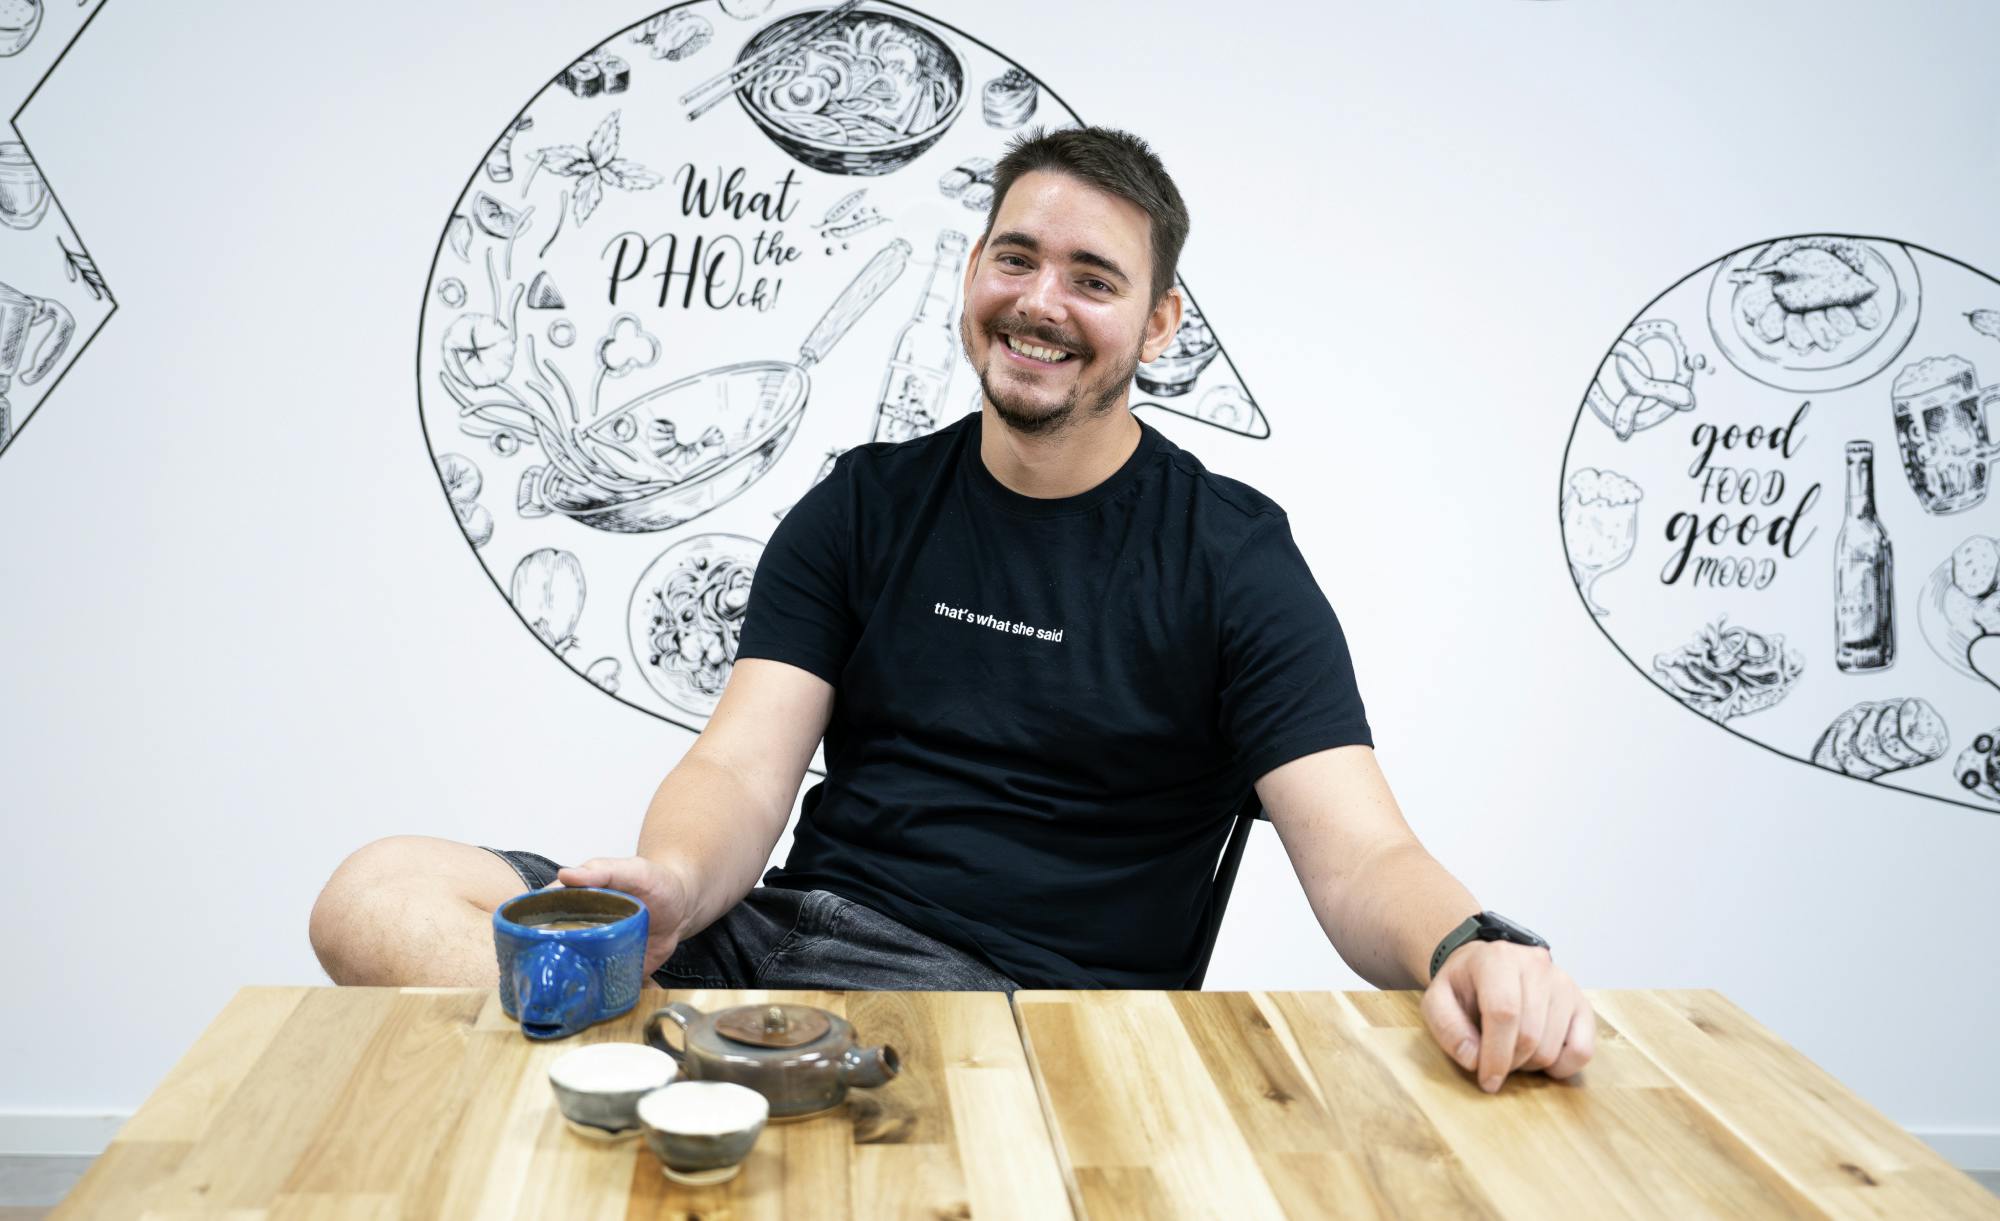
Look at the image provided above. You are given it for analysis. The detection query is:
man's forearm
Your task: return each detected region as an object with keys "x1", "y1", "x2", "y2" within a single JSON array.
[
  {"x1": 1313, "y1": 842, "x2": 1480, "y2": 990},
  {"x1": 633, "y1": 752, "x2": 787, "y2": 942}
]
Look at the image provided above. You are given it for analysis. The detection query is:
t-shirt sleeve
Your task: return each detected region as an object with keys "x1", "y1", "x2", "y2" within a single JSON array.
[
  {"x1": 1217, "y1": 513, "x2": 1373, "y2": 782},
  {"x1": 734, "y1": 456, "x2": 859, "y2": 686}
]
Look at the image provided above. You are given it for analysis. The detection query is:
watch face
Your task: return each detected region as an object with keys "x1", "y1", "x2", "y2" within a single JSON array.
[{"x1": 1478, "y1": 912, "x2": 1548, "y2": 947}]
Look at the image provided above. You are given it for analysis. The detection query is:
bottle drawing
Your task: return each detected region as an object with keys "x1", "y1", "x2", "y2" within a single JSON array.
[
  {"x1": 1835, "y1": 440, "x2": 1895, "y2": 672},
  {"x1": 872, "y1": 229, "x2": 968, "y2": 444}
]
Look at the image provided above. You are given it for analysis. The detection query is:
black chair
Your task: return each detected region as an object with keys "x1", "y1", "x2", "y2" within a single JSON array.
[{"x1": 1185, "y1": 791, "x2": 1269, "y2": 989}]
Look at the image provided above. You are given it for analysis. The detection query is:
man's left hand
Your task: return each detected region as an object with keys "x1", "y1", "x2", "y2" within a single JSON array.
[{"x1": 1419, "y1": 941, "x2": 1596, "y2": 1093}]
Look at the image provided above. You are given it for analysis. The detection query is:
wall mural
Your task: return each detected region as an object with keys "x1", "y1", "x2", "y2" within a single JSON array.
[
  {"x1": 417, "y1": 0, "x2": 1269, "y2": 743},
  {"x1": 0, "y1": 0, "x2": 114, "y2": 461},
  {"x1": 1563, "y1": 235, "x2": 2000, "y2": 815}
]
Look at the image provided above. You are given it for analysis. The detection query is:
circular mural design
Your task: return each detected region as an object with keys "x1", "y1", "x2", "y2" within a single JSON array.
[
  {"x1": 417, "y1": 1, "x2": 1269, "y2": 741},
  {"x1": 1563, "y1": 235, "x2": 2000, "y2": 815}
]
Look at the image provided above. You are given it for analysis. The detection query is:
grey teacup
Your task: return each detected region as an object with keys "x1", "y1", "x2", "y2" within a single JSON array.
[
  {"x1": 637, "y1": 1080, "x2": 770, "y2": 1185},
  {"x1": 548, "y1": 1043, "x2": 678, "y2": 1141}
]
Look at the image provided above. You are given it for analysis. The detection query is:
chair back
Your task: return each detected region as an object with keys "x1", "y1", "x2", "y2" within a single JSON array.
[{"x1": 1185, "y1": 791, "x2": 1267, "y2": 989}]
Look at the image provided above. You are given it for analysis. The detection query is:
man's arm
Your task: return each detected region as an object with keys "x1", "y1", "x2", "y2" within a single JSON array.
[
  {"x1": 1257, "y1": 744, "x2": 1595, "y2": 1090},
  {"x1": 556, "y1": 657, "x2": 833, "y2": 971},
  {"x1": 1255, "y1": 743, "x2": 1476, "y2": 990},
  {"x1": 636, "y1": 657, "x2": 833, "y2": 934}
]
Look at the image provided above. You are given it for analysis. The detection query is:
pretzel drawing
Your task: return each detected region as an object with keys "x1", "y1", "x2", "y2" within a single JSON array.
[{"x1": 1587, "y1": 320, "x2": 1703, "y2": 441}]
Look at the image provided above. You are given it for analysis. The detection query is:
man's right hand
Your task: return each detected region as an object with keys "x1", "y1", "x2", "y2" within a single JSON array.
[{"x1": 550, "y1": 856, "x2": 692, "y2": 976}]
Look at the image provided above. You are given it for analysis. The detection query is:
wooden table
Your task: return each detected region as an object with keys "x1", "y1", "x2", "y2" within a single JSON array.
[
  {"x1": 54, "y1": 987, "x2": 1997, "y2": 1219},
  {"x1": 52, "y1": 986, "x2": 1069, "y2": 1220},
  {"x1": 1016, "y1": 989, "x2": 1999, "y2": 1219}
]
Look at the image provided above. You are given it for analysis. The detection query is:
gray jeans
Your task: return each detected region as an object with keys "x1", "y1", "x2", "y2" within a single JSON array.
[{"x1": 480, "y1": 847, "x2": 1017, "y2": 993}]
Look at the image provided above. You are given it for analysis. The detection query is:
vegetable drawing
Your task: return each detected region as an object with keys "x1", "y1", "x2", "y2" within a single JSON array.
[
  {"x1": 535, "y1": 111, "x2": 662, "y2": 226},
  {"x1": 511, "y1": 548, "x2": 588, "y2": 654}
]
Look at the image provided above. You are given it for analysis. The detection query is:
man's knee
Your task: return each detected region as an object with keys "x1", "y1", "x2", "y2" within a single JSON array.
[{"x1": 308, "y1": 836, "x2": 516, "y2": 980}]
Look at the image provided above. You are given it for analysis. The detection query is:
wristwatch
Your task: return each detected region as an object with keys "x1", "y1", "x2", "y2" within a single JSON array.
[{"x1": 1428, "y1": 911, "x2": 1550, "y2": 983}]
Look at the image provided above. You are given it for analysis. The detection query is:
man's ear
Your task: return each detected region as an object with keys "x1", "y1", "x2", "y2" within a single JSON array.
[{"x1": 1141, "y1": 286, "x2": 1183, "y2": 363}]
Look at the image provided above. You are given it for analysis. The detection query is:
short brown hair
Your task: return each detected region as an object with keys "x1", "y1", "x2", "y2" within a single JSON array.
[{"x1": 984, "y1": 126, "x2": 1190, "y2": 307}]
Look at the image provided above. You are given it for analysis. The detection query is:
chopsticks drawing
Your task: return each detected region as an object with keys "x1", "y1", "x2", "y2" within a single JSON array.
[{"x1": 682, "y1": 0, "x2": 864, "y2": 122}]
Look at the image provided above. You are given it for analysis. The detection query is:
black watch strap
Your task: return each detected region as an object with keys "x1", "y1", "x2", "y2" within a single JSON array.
[{"x1": 1428, "y1": 911, "x2": 1550, "y2": 983}]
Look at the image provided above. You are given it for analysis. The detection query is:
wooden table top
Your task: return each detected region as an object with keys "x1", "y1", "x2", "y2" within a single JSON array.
[
  {"x1": 53, "y1": 986, "x2": 1998, "y2": 1220},
  {"x1": 1015, "y1": 989, "x2": 1999, "y2": 1220}
]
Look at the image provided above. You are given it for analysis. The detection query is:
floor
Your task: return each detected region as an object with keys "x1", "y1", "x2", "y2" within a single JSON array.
[
  {"x1": 0, "y1": 1156, "x2": 95, "y2": 1216},
  {"x1": 0, "y1": 1156, "x2": 1996, "y2": 1213}
]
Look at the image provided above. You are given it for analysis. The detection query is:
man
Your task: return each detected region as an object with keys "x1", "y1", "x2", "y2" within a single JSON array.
[{"x1": 312, "y1": 127, "x2": 1594, "y2": 1093}]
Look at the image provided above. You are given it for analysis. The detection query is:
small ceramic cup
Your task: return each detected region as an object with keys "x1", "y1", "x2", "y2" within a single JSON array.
[
  {"x1": 637, "y1": 1080, "x2": 770, "y2": 1185},
  {"x1": 548, "y1": 1043, "x2": 679, "y2": 1141},
  {"x1": 493, "y1": 887, "x2": 649, "y2": 1040}
]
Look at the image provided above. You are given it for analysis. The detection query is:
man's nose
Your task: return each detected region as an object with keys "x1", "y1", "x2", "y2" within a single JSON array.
[{"x1": 1015, "y1": 266, "x2": 1067, "y2": 324}]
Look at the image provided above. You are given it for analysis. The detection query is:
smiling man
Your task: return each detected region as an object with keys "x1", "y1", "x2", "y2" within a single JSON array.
[{"x1": 311, "y1": 127, "x2": 1593, "y2": 1094}]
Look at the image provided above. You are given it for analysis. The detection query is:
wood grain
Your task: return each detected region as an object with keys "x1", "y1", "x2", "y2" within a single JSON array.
[
  {"x1": 1015, "y1": 990, "x2": 1999, "y2": 1221},
  {"x1": 54, "y1": 987, "x2": 1067, "y2": 1220},
  {"x1": 53, "y1": 986, "x2": 1995, "y2": 1220},
  {"x1": 1594, "y1": 990, "x2": 2000, "y2": 1220}
]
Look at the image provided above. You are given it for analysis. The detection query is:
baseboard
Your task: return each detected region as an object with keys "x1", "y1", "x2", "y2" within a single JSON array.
[
  {"x1": 1916, "y1": 1129, "x2": 2000, "y2": 1173},
  {"x1": 0, "y1": 1111, "x2": 1993, "y2": 1170},
  {"x1": 0, "y1": 1114, "x2": 128, "y2": 1157}
]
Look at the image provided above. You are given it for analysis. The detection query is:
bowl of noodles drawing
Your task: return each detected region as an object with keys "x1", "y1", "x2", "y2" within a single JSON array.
[
  {"x1": 628, "y1": 533, "x2": 766, "y2": 719},
  {"x1": 519, "y1": 362, "x2": 809, "y2": 535},
  {"x1": 734, "y1": 7, "x2": 965, "y2": 176}
]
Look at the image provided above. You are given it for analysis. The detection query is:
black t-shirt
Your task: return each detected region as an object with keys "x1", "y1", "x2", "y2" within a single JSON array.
[{"x1": 738, "y1": 411, "x2": 1372, "y2": 988}]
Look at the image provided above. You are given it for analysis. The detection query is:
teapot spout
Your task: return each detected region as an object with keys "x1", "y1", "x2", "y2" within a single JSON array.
[{"x1": 838, "y1": 1043, "x2": 901, "y2": 1089}]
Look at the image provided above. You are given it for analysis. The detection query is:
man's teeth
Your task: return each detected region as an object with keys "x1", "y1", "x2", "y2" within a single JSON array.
[{"x1": 1006, "y1": 335, "x2": 1070, "y2": 362}]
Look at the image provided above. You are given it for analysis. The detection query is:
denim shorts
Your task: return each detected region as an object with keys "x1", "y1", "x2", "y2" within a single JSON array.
[{"x1": 479, "y1": 847, "x2": 1017, "y2": 993}]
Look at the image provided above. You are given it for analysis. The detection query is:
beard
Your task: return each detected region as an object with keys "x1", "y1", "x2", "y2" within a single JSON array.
[{"x1": 962, "y1": 314, "x2": 1142, "y2": 438}]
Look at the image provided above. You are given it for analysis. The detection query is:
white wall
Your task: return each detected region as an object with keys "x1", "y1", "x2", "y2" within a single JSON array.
[{"x1": 2, "y1": 0, "x2": 1996, "y2": 1164}]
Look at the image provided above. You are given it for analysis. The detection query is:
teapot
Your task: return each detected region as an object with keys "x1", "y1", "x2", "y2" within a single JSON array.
[{"x1": 644, "y1": 1000, "x2": 899, "y2": 1119}]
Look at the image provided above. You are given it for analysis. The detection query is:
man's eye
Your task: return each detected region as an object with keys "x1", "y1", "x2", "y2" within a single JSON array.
[
  {"x1": 1082, "y1": 279, "x2": 1112, "y2": 293},
  {"x1": 997, "y1": 254, "x2": 1029, "y2": 268}
]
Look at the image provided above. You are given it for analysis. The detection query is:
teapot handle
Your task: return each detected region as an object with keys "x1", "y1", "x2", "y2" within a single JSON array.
[{"x1": 642, "y1": 1001, "x2": 704, "y2": 1067}]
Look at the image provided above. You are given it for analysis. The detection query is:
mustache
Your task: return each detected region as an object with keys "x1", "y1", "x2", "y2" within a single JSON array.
[{"x1": 991, "y1": 318, "x2": 1089, "y2": 356}]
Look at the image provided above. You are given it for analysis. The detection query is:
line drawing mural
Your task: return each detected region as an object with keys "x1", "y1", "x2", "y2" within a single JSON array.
[
  {"x1": 1955, "y1": 718, "x2": 2000, "y2": 804},
  {"x1": 628, "y1": 532, "x2": 763, "y2": 718},
  {"x1": 1706, "y1": 237, "x2": 1921, "y2": 394},
  {"x1": 1562, "y1": 468, "x2": 1643, "y2": 618},
  {"x1": 1651, "y1": 617, "x2": 1804, "y2": 724},
  {"x1": 728, "y1": 3, "x2": 960, "y2": 169},
  {"x1": 1890, "y1": 354, "x2": 2000, "y2": 516},
  {"x1": 0, "y1": 1, "x2": 41, "y2": 58},
  {"x1": 1564, "y1": 234, "x2": 2000, "y2": 815},
  {"x1": 1583, "y1": 319, "x2": 1706, "y2": 441},
  {"x1": 1812, "y1": 698, "x2": 1948, "y2": 780},
  {"x1": 0, "y1": 138, "x2": 47, "y2": 227},
  {"x1": 1920, "y1": 532, "x2": 2000, "y2": 683},
  {"x1": 437, "y1": 453, "x2": 494, "y2": 549},
  {"x1": 510, "y1": 546, "x2": 622, "y2": 693},
  {"x1": 416, "y1": 1, "x2": 1272, "y2": 744},
  {"x1": 0, "y1": 0, "x2": 113, "y2": 461}
]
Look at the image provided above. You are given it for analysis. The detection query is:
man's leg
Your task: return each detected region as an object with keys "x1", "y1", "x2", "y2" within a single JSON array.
[
  {"x1": 754, "y1": 890, "x2": 1018, "y2": 992},
  {"x1": 309, "y1": 836, "x2": 540, "y2": 987}
]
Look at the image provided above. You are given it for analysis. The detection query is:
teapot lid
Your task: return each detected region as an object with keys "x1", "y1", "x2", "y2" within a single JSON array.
[{"x1": 715, "y1": 1003, "x2": 833, "y2": 1049}]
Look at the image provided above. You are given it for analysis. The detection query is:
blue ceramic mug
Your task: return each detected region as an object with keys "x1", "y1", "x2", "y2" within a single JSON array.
[{"x1": 493, "y1": 886, "x2": 648, "y2": 1040}]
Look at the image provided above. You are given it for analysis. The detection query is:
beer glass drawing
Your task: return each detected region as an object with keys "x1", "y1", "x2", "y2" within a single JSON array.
[
  {"x1": 1563, "y1": 468, "x2": 1643, "y2": 617},
  {"x1": 1890, "y1": 354, "x2": 2000, "y2": 515},
  {"x1": 0, "y1": 142, "x2": 48, "y2": 229},
  {"x1": 0, "y1": 279, "x2": 74, "y2": 448}
]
